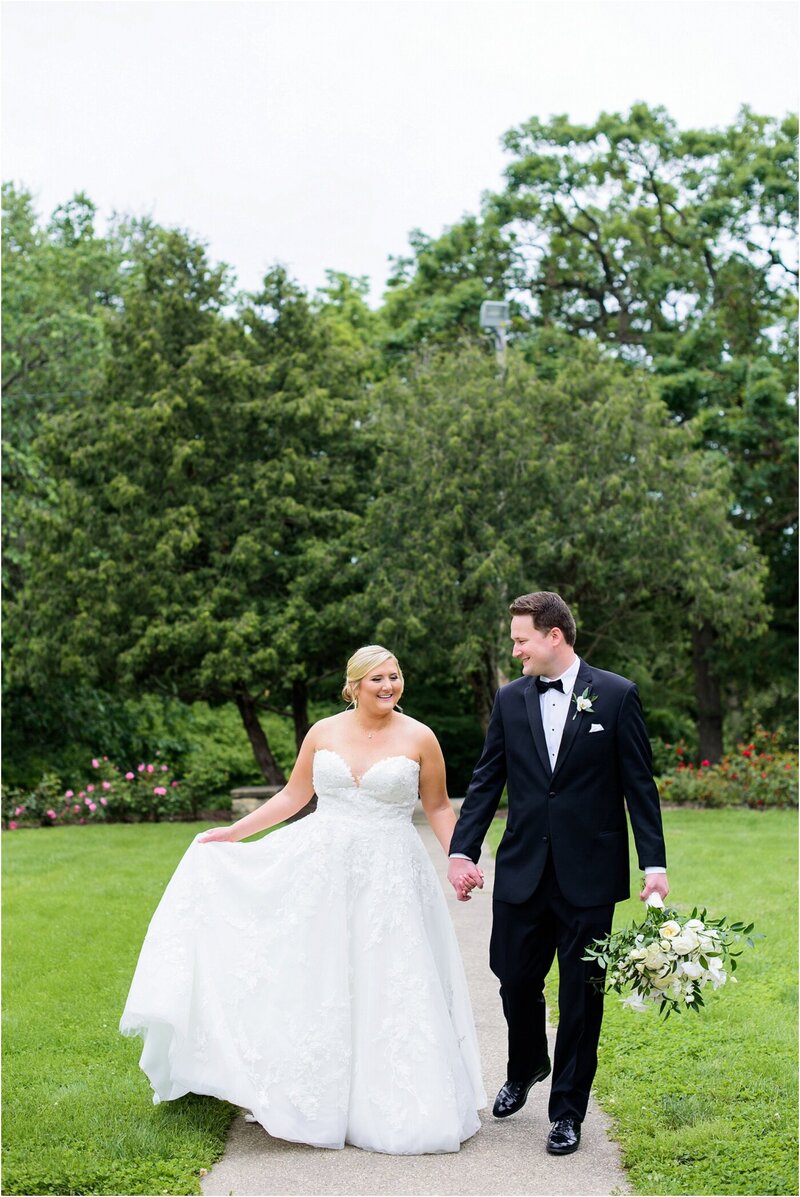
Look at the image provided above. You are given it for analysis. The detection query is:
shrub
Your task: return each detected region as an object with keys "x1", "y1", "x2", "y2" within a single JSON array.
[
  {"x1": 176, "y1": 702, "x2": 286, "y2": 814},
  {"x1": 657, "y1": 729, "x2": 798, "y2": 809},
  {"x1": 2, "y1": 773, "x2": 64, "y2": 828},
  {"x1": 2, "y1": 755, "x2": 191, "y2": 828},
  {"x1": 100, "y1": 757, "x2": 188, "y2": 822},
  {"x1": 650, "y1": 735, "x2": 692, "y2": 777},
  {"x1": 180, "y1": 757, "x2": 237, "y2": 816}
]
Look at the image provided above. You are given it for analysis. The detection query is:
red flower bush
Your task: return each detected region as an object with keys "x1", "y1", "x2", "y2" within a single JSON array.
[{"x1": 657, "y1": 729, "x2": 797, "y2": 809}]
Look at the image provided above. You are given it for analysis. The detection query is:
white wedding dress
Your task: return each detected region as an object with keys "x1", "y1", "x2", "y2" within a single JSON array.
[{"x1": 120, "y1": 750, "x2": 486, "y2": 1154}]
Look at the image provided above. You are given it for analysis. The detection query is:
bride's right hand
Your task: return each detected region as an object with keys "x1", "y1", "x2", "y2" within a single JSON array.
[{"x1": 197, "y1": 826, "x2": 236, "y2": 844}]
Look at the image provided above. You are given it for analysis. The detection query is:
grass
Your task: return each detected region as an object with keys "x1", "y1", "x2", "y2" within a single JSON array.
[
  {"x1": 2, "y1": 822, "x2": 235, "y2": 1196},
  {"x1": 487, "y1": 808, "x2": 798, "y2": 1196},
  {"x1": 4, "y1": 811, "x2": 796, "y2": 1196}
]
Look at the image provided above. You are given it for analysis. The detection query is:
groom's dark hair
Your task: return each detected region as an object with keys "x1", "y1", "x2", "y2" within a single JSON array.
[{"x1": 509, "y1": 591, "x2": 577, "y2": 646}]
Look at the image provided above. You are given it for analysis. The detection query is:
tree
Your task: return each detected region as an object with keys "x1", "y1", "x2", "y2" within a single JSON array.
[
  {"x1": 381, "y1": 215, "x2": 519, "y2": 356},
  {"x1": 2, "y1": 188, "x2": 129, "y2": 784},
  {"x1": 495, "y1": 108, "x2": 797, "y2": 718},
  {"x1": 363, "y1": 344, "x2": 768, "y2": 759},
  {"x1": 380, "y1": 105, "x2": 798, "y2": 740},
  {"x1": 493, "y1": 105, "x2": 796, "y2": 358},
  {"x1": 2, "y1": 185, "x2": 120, "y2": 600},
  {"x1": 7, "y1": 227, "x2": 376, "y2": 785}
]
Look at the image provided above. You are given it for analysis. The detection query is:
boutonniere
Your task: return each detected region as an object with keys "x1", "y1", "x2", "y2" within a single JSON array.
[{"x1": 572, "y1": 686, "x2": 598, "y2": 720}]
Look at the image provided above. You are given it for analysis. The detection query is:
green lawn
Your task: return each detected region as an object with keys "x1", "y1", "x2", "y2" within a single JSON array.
[
  {"x1": 2, "y1": 823, "x2": 234, "y2": 1196},
  {"x1": 487, "y1": 808, "x2": 798, "y2": 1196},
  {"x1": 4, "y1": 811, "x2": 797, "y2": 1196}
]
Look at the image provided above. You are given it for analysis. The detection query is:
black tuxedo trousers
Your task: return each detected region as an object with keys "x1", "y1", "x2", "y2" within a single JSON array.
[
  {"x1": 490, "y1": 853, "x2": 614, "y2": 1120},
  {"x1": 450, "y1": 661, "x2": 667, "y2": 1122}
]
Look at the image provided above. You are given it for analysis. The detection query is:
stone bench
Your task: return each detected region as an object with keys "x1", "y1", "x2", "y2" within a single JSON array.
[{"x1": 230, "y1": 786, "x2": 282, "y2": 816}]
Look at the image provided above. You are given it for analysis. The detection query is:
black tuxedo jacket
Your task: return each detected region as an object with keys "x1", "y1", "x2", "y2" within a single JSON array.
[{"x1": 449, "y1": 659, "x2": 667, "y2": 907}]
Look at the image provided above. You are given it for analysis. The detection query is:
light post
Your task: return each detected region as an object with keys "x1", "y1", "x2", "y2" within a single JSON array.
[{"x1": 479, "y1": 299, "x2": 510, "y2": 368}]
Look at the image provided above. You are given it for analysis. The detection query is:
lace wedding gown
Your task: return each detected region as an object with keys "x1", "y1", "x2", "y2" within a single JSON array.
[{"x1": 120, "y1": 750, "x2": 486, "y2": 1154}]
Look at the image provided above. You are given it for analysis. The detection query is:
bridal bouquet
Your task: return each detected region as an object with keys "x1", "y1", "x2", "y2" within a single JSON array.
[{"x1": 583, "y1": 892, "x2": 760, "y2": 1019}]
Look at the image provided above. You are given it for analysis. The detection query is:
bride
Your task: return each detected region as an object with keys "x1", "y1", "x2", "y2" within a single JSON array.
[{"x1": 120, "y1": 645, "x2": 487, "y2": 1154}]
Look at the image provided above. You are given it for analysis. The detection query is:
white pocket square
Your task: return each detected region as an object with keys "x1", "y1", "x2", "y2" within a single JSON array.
[{"x1": 589, "y1": 723, "x2": 604, "y2": 733}]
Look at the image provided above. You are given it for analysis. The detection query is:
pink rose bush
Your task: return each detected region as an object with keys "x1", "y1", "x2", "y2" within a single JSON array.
[{"x1": 3, "y1": 754, "x2": 188, "y2": 827}]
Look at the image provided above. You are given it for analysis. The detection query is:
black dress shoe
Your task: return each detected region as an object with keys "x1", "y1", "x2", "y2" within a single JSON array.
[
  {"x1": 492, "y1": 1059, "x2": 551, "y2": 1118},
  {"x1": 546, "y1": 1116, "x2": 581, "y2": 1154}
]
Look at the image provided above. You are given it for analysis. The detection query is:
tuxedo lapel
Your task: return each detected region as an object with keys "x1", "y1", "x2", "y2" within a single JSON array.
[
  {"x1": 552, "y1": 660, "x2": 594, "y2": 782},
  {"x1": 523, "y1": 680, "x2": 552, "y2": 775}
]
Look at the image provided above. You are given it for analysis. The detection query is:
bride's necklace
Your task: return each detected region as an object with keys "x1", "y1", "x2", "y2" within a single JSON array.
[{"x1": 355, "y1": 715, "x2": 391, "y2": 741}]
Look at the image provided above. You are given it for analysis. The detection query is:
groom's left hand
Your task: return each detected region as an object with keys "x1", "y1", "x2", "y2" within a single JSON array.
[
  {"x1": 639, "y1": 872, "x2": 670, "y2": 902},
  {"x1": 447, "y1": 857, "x2": 485, "y2": 901}
]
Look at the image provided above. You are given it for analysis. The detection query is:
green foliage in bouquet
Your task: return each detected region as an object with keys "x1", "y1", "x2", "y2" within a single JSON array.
[{"x1": 584, "y1": 893, "x2": 761, "y2": 1019}]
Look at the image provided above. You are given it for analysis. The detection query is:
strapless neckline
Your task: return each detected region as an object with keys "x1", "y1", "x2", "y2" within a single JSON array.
[{"x1": 314, "y1": 747, "x2": 420, "y2": 787}]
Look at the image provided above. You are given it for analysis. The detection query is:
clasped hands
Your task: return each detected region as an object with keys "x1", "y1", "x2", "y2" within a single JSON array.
[{"x1": 447, "y1": 857, "x2": 485, "y2": 902}]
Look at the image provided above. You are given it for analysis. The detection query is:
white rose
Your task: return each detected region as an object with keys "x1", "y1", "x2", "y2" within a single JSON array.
[
  {"x1": 671, "y1": 931, "x2": 701, "y2": 955},
  {"x1": 622, "y1": 992, "x2": 649, "y2": 1012},
  {"x1": 576, "y1": 696, "x2": 593, "y2": 712},
  {"x1": 685, "y1": 918, "x2": 705, "y2": 931},
  {"x1": 643, "y1": 944, "x2": 669, "y2": 970},
  {"x1": 645, "y1": 891, "x2": 665, "y2": 909},
  {"x1": 705, "y1": 958, "x2": 728, "y2": 989},
  {"x1": 679, "y1": 960, "x2": 704, "y2": 979},
  {"x1": 628, "y1": 947, "x2": 648, "y2": 961},
  {"x1": 660, "y1": 920, "x2": 682, "y2": 939}
]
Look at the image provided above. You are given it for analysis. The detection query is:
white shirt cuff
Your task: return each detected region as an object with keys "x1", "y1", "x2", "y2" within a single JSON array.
[
  {"x1": 449, "y1": 853, "x2": 471, "y2": 860},
  {"x1": 644, "y1": 866, "x2": 667, "y2": 873}
]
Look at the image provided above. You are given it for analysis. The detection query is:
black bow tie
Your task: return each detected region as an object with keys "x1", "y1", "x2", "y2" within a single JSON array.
[{"x1": 535, "y1": 677, "x2": 564, "y2": 694}]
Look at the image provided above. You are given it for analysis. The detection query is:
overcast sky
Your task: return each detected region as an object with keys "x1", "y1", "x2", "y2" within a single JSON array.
[{"x1": 3, "y1": 0, "x2": 798, "y2": 304}]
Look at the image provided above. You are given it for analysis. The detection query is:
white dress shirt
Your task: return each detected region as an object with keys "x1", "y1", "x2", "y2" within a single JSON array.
[{"x1": 539, "y1": 656, "x2": 581, "y2": 769}]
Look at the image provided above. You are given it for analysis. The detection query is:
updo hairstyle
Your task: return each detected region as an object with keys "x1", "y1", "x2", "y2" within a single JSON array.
[{"x1": 342, "y1": 645, "x2": 403, "y2": 707}]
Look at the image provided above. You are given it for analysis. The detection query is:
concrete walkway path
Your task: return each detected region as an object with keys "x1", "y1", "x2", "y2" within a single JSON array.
[{"x1": 201, "y1": 817, "x2": 630, "y2": 1197}]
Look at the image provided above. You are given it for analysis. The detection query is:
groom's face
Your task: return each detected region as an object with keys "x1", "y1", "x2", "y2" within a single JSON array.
[{"x1": 510, "y1": 614, "x2": 558, "y2": 677}]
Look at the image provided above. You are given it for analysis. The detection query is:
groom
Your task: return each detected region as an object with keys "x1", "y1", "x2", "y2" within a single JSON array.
[{"x1": 448, "y1": 591, "x2": 668, "y2": 1155}]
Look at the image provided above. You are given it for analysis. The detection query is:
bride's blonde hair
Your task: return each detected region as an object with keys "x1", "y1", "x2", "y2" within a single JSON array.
[{"x1": 342, "y1": 645, "x2": 404, "y2": 707}]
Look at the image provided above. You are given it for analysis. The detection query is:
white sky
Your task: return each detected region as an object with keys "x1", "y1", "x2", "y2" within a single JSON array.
[{"x1": 3, "y1": 0, "x2": 798, "y2": 304}]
